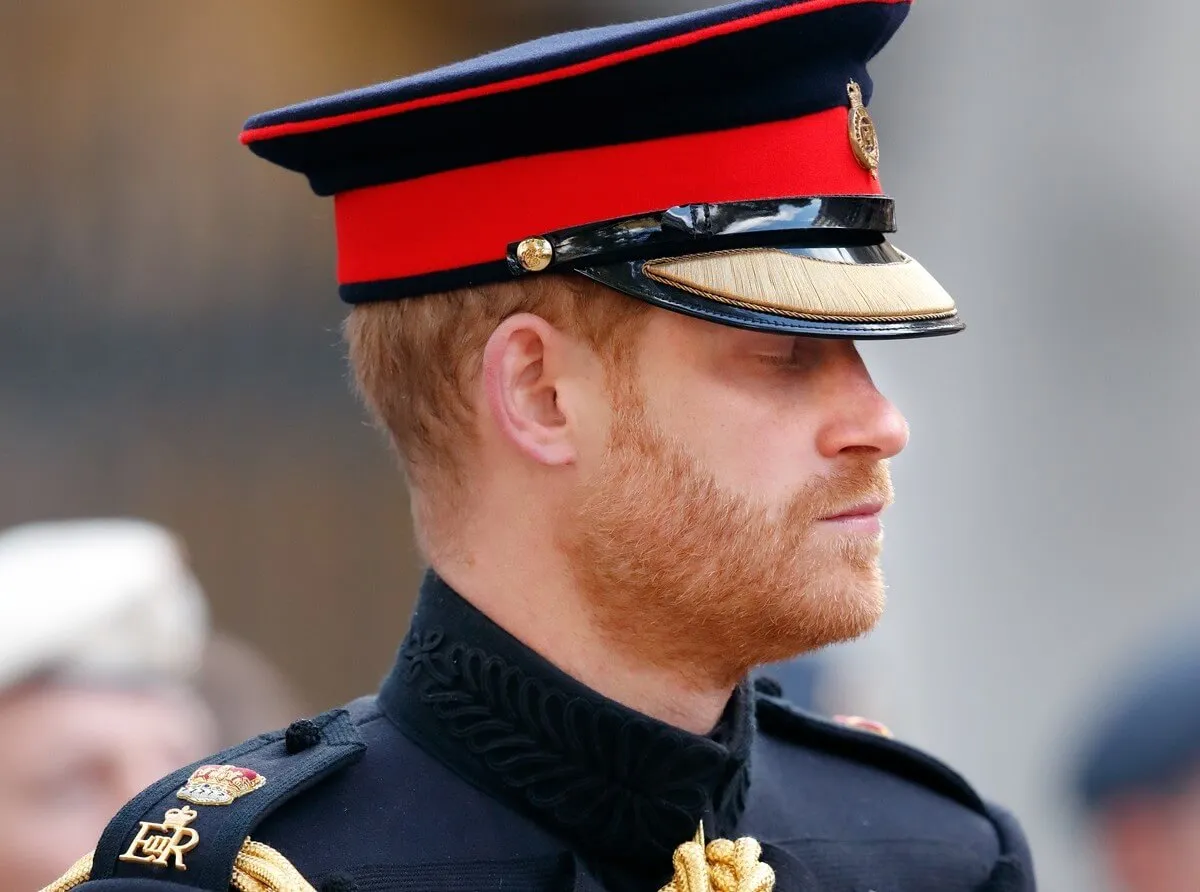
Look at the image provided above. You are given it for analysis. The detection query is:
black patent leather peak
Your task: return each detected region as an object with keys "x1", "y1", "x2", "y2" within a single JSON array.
[
  {"x1": 497, "y1": 197, "x2": 962, "y2": 340},
  {"x1": 505, "y1": 197, "x2": 895, "y2": 275}
]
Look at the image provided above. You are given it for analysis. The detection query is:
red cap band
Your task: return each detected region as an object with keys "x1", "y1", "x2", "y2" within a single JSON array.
[{"x1": 335, "y1": 109, "x2": 883, "y2": 285}]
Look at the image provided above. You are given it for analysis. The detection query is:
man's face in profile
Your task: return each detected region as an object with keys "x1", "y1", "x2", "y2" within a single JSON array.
[
  {"x1": 557, "y1": 309, "x2": 906, "y2": 677},
  {"x1": 0, "y1": 682, "x2": 215, "y2": 891}
]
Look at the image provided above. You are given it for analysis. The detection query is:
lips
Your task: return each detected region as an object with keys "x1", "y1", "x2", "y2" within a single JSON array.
[{"x1": 820, "y1": 501, "x2": 886, "y2": 522}]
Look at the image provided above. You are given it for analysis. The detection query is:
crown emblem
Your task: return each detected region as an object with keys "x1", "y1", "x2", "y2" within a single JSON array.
[
  {"x1": 846, "y1": 80, "x2": 880, "y2": 178},
  {"x1": 162, "y1": 806, "x2": 199, "y2": 827},
  {"x1": 177, "y1": 764, "x2": 266, "y2": 806}
]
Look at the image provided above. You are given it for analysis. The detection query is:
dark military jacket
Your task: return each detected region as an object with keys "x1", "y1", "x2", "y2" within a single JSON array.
[{"x1": 66, "y1": 573, "x2": 1034, "y2": 892}]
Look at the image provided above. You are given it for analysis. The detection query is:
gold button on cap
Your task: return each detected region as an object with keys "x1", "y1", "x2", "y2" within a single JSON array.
[{"x1": 516, "y1": 237, "x2": 554, "y2": 272}]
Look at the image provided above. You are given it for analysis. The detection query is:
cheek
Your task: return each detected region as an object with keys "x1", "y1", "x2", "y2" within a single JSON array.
[{"x1": 641, "y1": 370, "x2": 823, "y2": 498}]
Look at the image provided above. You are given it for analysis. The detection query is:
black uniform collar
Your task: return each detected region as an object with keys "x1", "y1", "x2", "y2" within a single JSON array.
[{"x1": 378, "y1": 571, "x2": 753, "y2": 875}]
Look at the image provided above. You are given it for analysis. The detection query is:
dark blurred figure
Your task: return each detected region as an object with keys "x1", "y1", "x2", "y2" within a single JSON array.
[
  {"x1": 1074, "y1": 627, "x2": 1200, "y2": 892},
  {"x1": 0, "y1": 520, "x2": 218, "y2": 892},
  {"x1": 757, "y1": 654, "x2": 827, "y2": 711}
]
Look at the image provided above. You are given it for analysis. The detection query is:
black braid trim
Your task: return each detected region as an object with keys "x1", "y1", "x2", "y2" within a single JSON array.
[{"x1": 399, "y1": 626, "x2": 751, "y2": 861}]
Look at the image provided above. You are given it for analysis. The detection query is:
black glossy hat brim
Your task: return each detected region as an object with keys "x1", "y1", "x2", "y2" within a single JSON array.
[{"x1": 575, "y1": 251, "x2": 964, "y2": 340}]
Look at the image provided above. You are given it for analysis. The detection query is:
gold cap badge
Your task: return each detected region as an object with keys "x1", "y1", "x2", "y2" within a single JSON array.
[
  {"x1": 177, "y1": 764, "x2": 266, "y2": 806},
  {"x1": 847, "y1": 80, "x2": 880, "y2": 178}
]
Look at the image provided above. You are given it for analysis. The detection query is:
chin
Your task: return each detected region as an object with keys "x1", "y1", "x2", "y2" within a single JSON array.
[
  {"x1": 826, "y1": 573, "x2": 886, "y2": 644},
  {"x1": 758, "y1": 563, "x2": 887, "y2": 664},
  {"x1": 843, "y1": 573, "x2": 888, "y2": 639}
]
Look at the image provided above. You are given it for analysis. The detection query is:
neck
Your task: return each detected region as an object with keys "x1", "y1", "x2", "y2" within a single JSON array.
[
  {"x1": 433, "y1": 543, "x2": 733, "y2": 735},
  {"x1": 382, "y1": 569, "x2": 757, "y2": 874}
]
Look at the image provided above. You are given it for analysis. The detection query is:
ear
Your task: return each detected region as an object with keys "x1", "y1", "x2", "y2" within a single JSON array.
[{"x1": 481, "y1": 313, "x2": 579, "y2": 467}]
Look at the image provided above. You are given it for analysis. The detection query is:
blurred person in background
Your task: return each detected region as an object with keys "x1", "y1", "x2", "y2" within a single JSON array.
[
  {"x1": 755, "y1": 655, "x2": 829, "y2": 712},
  {"x1": 0, "y1": 518, "x2": 305, "y2": 891},
  {"x1": 1074, "y1": 629, "x2": 1200, "y2": 892},
  {"x1": 196, "y1": 632, "x2": 308, "y2": 749},
  {"x1": 0, "y1": 519, "x2": 218, "y2": 892}
]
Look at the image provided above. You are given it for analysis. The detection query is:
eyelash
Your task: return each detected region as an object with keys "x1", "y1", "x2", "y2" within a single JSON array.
[
  {"x1": 759, "y1": 349, "x2": 822, "y2": 374},
  {"x1": 759, "y1": 353, "x2": 804, "y2": 368}
]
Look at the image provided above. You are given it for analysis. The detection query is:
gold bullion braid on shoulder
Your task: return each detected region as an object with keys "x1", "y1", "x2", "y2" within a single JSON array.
[
  {"x1": 229, "y1": 840, "x2": 317, "y2": 892},
  {"x1": 39, "y1": 841, "x2": 317, "y2": 892},
  {"x1": 39, "y1": 850, "x2": 93, "y2": 892},
  {"x1": 659, "y1": 826, "x2": 775, "y2": 892}
]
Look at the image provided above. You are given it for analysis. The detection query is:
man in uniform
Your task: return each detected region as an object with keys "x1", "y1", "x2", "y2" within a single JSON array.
[{"x1": 47, "y1": 1, "x2": 1036, "y2": 890}]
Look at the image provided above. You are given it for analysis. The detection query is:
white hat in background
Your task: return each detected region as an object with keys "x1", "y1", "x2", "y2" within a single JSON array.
[{"x1": 0, "y1": 518, "x2": 210, "y2": 691}]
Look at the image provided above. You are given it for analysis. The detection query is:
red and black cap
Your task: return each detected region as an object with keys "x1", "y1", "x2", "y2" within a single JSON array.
[{"x1": 242, "y1": 0, "x2": 961, "y2": 339}]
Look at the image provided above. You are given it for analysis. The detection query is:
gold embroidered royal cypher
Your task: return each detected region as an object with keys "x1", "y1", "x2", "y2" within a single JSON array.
[
  {"x1": 42, "y1": 840, "x2": 319, "y2": 892},
  {"x1": 118, "y1": 805, "x2": 201, "y2": 871}
]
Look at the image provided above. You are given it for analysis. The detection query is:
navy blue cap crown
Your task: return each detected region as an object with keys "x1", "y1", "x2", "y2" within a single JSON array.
[{"x1": 243, "y1": 0, "x2": 909, "y2": 196}]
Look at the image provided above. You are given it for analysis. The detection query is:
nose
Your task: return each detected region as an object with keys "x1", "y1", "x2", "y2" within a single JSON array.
[{"x1": 815, "y1": 344, "x2": 909, "y2": 460}]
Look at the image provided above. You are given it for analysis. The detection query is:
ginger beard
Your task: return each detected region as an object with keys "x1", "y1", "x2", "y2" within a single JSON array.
[{"x1": 559, "y1": 385, "x2": 894, "y2": 688}]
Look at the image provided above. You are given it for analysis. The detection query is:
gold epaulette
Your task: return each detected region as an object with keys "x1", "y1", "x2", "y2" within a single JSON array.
[
  {"x1": 39, "y1": 851, "x2": 92, "y2": 892},
  {"x1": 40, "y1": 840, "x2": 316, "y2": 892}
]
